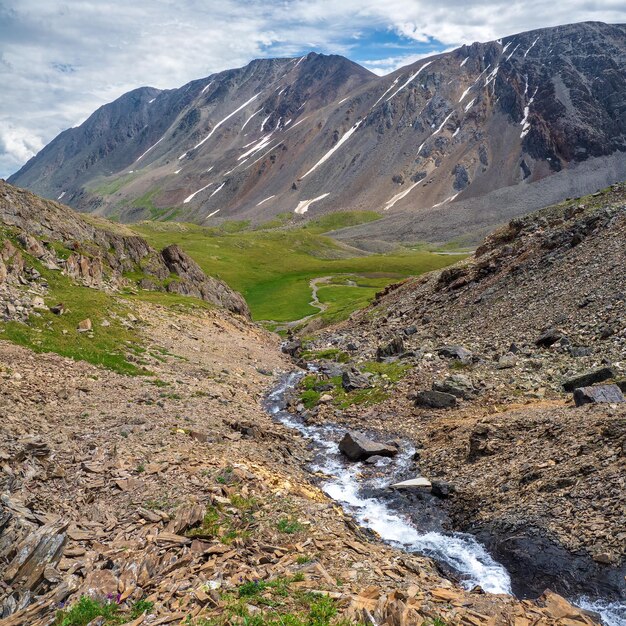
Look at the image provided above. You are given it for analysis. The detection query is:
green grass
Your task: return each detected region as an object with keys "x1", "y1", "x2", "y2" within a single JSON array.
[
  {"x1": 298, "y1": 361, "x2": 410, "y2": 410},
  {"x1": 89, "y1": 172, "x2": 139, "y2": 196},
  {"x1": 186, "y1": 490, "x2": 258, "y2": 544},
  {"x1": 53, "y1": 596, "x2": 154, "y2": 626},
  {"x1": 134, "y1": 215, "x2": 463, "y2": 324},
  {"x1": 277, "y1": 517, "x2": 305, "y2": 534},
  {"x1": 300, "y1": 348, "x2": 350, "y2": 363},
  {"x1": 196, "y1": 580, "x2": 351, "y2": 626},
  {"x1": 0, "y1": 262, "x2": 147, "y2": 375}
]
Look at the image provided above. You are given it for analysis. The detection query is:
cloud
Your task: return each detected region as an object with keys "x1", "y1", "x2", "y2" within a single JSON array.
[
  {"x1": 1, "y1": 0, "x2": 625, "y2": 178},
  {"x1": 361, "y1": 49, "x2": 457, "y2": 75},
  {"x1": 0, "y1": 122, "x2": 44, "y2": 177}
]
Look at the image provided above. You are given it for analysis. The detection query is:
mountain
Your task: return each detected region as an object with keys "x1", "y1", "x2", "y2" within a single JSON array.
[{"x1": 8, "y1": 21, "x2": 626, "y2": 243}]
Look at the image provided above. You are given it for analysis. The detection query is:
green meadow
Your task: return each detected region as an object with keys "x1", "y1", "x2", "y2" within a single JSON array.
[{"x1": 134, "y1": 212, "x2": 466, "y2": 326}]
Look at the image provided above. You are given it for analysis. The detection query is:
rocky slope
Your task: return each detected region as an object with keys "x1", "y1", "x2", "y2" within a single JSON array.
[
  {"x1": 0, "y1": 184, "x2": 610, "y2": 625},
  {"x1": 296, "y1": 184, "x2": 626, "y2": 606},
  {"x1": 9, "y1": 22, "x2": 626, "y2": 243},
  {"x1": 0, "y1": 297, "x2": 604, "y2": 626},
  {"x1": 0, "y1": 181, "x2": 249, "y2": 319}
]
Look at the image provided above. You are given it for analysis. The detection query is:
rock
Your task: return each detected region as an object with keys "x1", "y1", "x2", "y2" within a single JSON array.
[
  {"x1": 31, "y1": 296, "x2": 47, "y2": 310},
  {"x1": 319, "y1": 394, "x2": 333, "y2": 404},
  {"x1": 281, "y1": 339, "x2": 302, "y2": 357},
  {"x1": 535, "y1": 328, "x2": 564, "y2": 348},
  {"x1": 414, "y1": 390, "x2": 457, "y2": 409},
  {"x1": 77, "y1": 318, "x2": 92, "y2": 332},
  {"x1": 342, "y1": 368, "x2": 370, "y2": 392},
  {"x1": 569, "y1": 345, "x2": 592, "y2": 357},
  {"x1": 562, "y1": 366, "x2": 616, "y2": 392},
  {"x1": 363, "y1": 455, "x2": 390, "y2": 465},
  {"x1": 436, "y1": 345, "x2": 472, "y2": 363},
  {"x1": 161, "y1": 244, "x2": 250, "y2": 317},
  {"x1": 338, "y1": 431, "x2": 398, "y2": 461},
  {"x1": 431, "y1": 480, "x2": 454, "y2": 499},
  {"x1": 432, "y1": 374, "x2": 475, "y2": 399},
  {"x1": 468, "y1": 425, "x2": 492, "y2": 460},
  {"x1": 17, "y1": 233, "x2": 46, "y2": 258},
  {"x1": 389, "y1": 477, "x2": 431, "y2": 490},
  {"x1": 376, "y1": 336, "x2": 404, "y2": 360},
  {"x1": 573, "y1": 384, "x2": 625, "y2": 406},
  {"x1": 497, "y1": 353, "x2": 517, "y2": 369}
]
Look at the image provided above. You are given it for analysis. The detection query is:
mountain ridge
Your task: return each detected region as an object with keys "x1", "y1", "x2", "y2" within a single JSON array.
[{"x1": 8, "y1": 21, "x2": 626, "y2": 243}]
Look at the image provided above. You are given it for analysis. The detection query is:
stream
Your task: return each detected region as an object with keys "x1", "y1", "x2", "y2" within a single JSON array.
[{"x1": 264, "y1": 371, "x2": 626, "y2": 626}]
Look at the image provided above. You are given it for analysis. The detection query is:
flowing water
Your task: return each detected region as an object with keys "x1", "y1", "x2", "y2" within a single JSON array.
[{"x1": 264, "y1": 371, "x2": 626, "y2": 625}]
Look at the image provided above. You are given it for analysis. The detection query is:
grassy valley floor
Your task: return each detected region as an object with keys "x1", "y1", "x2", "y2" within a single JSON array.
[{"x1": 133, "y1": 212, "x2": 466, "y2": 328}]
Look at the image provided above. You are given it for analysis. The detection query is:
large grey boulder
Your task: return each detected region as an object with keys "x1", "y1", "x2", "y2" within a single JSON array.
[
  {"x1": 573, "y1": 385, "x2": 625, "y2": 406},
  {"x1": 437, "y1": 345, "x2": 472, "y2": 363},
  {"x1": 376, "y1": 336, "x2": 404, "y2": 360},
  {"x1": 339, "y1": 431, "x2": 398, "y2": 461},
  {"x1": 341, "y1": 368, "x2": 370, "y2": 392},
  {"x1": 433, "y1": 374, "x2": 476, "y2": 399}
]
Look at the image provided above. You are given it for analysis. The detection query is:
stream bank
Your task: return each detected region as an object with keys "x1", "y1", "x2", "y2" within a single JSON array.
[{"x1": 265, "y1": 370, "x2": 626, "y2": 626}]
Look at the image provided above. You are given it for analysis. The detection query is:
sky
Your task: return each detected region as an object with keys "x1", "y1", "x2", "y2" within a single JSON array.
[{"x1": 1, "y1": 1, "x2": 625, "y2": 179}]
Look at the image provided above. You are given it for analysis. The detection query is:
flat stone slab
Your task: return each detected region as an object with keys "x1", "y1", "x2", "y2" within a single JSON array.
[
  {"x1": 573, "y1": 384, "x2": 625, "y2": 406},
  {"x1": 390, "y1": 477, "x2": 432, "y2": 489},
  {"x1": 562, "y1": 366, "x2": 616, "y2": 392}
]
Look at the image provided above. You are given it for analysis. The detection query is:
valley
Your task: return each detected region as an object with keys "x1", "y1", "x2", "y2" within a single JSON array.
[
  {"x1": 132, "y1": 213, "x2": 464, "y2": 327},
  {"x1": 1, "y1": 13, "x2": 625, "y2": 626},
  {"x1": 0, "y1": 178, "x2": 624, "y2": 626}
]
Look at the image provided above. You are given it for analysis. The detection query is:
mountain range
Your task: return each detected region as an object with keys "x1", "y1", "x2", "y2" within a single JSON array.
[{"x1": 8, "y1": 20, "x2": 626, "y2": 244}]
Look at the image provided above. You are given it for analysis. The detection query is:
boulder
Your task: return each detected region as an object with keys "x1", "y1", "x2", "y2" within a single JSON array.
[
  {"x1": 562, "y1": 366, "x2": 616, "y2": 392},
  {"x1": 390, "y1": 477, "x2": 431, "y2": 490},
  {"x1": 338, "y1": 431, "x2": 398, "y2": 461},
  {"x1": 160, "y1": 244, "x2": 250, "y2": 318},
  {"x1": 573, "y1": 385, "x2": 625, "y2": 406},
  {"x1": 414, "y1": 390, "x2": 457, "y2": 409},
  {"x1": 431, "y1": 480, "x2": 455, "y2": 499},
  {"x1": 342, "y1": 368, "x2": 370, "y2": 392},
  {"x1": 281, "y1": 339, "x2": 302, "y2": 357},
  {"x1": 433, "y1": 374, "x2": 475, "y2": 399},
  {"x1": 376, "y1": 336, "x2": 404, "y2": 360},
  {"x1": 497, "y1": 353, "x2": 517, "y2": 369},
  {"x1": 17, "y1": 233, "x2": 46, "y2": 258},
  {"x1": 468, "y1": 425, "x2": 492, "y2": 460},
  {"x1": 363, "y1": 455, "x2": 390, "y2": 465},
  {"x1": 437, "y1": 345, "x2": 472, "y2": 363},
  {"x1": 536, "y1": 328, "x2": 564, "y2": 348},
  {"x1": 77, "y1": 318, "x2": 92, "y2": 332}
]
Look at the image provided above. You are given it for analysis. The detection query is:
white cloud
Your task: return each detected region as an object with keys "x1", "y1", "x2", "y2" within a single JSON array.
[{"x1": 1, "y1": 0, "x2": 625, "y2": 178}]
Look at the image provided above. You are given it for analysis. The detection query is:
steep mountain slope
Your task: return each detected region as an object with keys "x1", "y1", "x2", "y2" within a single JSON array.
[{"x1": 8, "y1": 21, "x2": 626, "y2": 243}]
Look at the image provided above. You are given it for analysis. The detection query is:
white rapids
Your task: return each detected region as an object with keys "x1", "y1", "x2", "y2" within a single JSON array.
[{"x1": 265, "y1": 372, "x2": 512, "y2": 595}]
